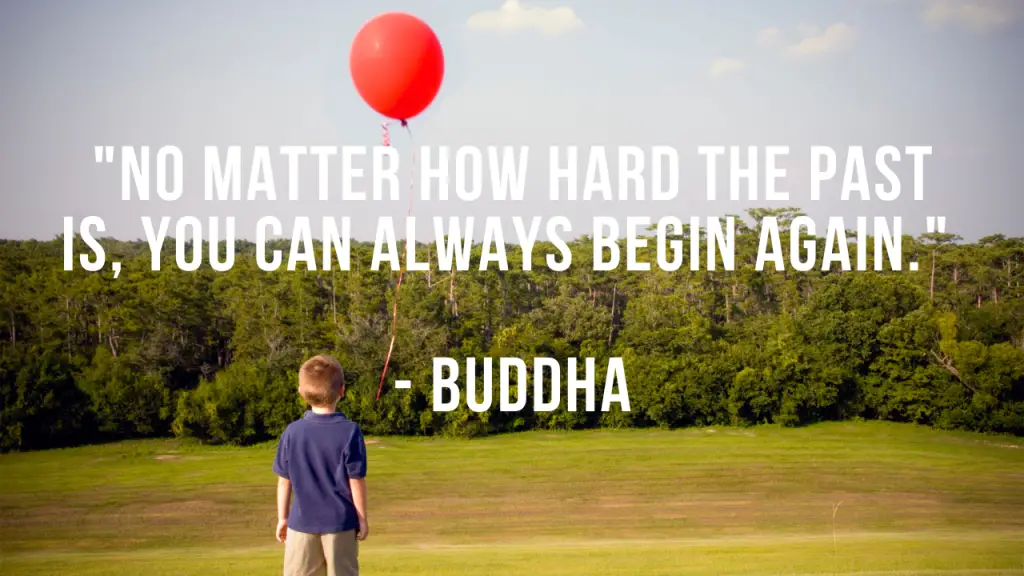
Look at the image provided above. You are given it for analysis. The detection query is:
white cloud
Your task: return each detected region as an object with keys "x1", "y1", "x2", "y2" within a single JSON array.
[
  {"x1": 756, "y1": 27, "x2": 782, "y2": 47},
  {"x1": 784, "y1": 23, "x2": 856, "y2": 57},
  {"x1": 710, "y1": 58, "x2": 745, "y2": 78},
  {"x1": 466, "y1": 0, "x2": 584, "y2": 35},
  {"x1": 922, "y1": 0, "x2": 1019, "y2": 33}
]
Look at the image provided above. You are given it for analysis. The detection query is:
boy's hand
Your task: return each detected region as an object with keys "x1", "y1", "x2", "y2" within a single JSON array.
[
  {"x1": 276, "y1": 518, "x2": 288, "y2": 543},
  {"x1": 357, "y1": 517, "x2": 369, "y2": 541}
]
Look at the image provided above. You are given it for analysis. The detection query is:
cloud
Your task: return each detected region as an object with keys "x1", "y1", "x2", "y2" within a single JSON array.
[
  {"x1": 784, "y1": 23, "x2": 856, "y2": 57},
  {"x1": 466, "y1": 0, "x2": 584, "y2": 35},
  {"x1": 756, "y1": 27, "x2": 782, "y2": 47},
  {"x1": 922, "y1": 0, "x2": 1019, "y2": 33},
  {"x1": 709, "y1": 58, "x2": 745, "y2": 78}
]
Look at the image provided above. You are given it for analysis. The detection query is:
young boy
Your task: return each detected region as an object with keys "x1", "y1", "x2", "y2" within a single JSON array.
[{"x1": 274, "y1": 355, "x2": 369, "y2": 576}]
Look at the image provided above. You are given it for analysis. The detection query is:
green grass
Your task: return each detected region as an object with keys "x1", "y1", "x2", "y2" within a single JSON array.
[{"x1": 1, "y1": 422, "x2": 1022, "y2": 575}]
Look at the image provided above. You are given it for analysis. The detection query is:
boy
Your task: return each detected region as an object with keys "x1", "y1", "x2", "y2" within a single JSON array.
[{"x1": 274, "y1": 355, "x2": 369, "y2": 576}]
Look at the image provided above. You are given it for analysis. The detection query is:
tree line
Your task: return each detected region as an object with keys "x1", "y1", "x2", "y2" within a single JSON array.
[{"x1": 2, "y1": 208, "x2": 1022, "y2": 451}]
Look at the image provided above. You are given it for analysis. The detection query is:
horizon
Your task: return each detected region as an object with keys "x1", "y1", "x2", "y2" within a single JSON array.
[{"x1": 28, "y1": 212, "x2": 1003, "y2": 246}]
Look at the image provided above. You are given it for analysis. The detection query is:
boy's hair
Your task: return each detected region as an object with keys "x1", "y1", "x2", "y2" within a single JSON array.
[{"x1": 298, "y1": 355, "x2": 345, "y2": 407}]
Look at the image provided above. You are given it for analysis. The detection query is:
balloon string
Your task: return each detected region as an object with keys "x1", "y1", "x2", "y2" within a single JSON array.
[{"x1": 375, "y1": 120, "x2": 416, "y2": 401}]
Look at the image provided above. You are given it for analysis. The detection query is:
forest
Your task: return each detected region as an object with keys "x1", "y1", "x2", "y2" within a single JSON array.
[{"x1": 1, "y1": 208, "x2": 1022, "y2": 451}]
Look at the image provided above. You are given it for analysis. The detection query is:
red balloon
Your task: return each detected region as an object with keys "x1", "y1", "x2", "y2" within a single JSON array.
[{"x1": 349, "y1": 12, "x2": 445, "y2": 122}]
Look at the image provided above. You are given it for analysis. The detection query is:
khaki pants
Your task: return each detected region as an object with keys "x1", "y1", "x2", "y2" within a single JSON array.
[{"x1": 283, "y1": 528, "x2": 358, "y2": 576}]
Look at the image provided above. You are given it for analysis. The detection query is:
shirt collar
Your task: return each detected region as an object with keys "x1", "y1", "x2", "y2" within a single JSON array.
[{"x1": 303, "y1": 410, "x2": 349, "y2": 423}]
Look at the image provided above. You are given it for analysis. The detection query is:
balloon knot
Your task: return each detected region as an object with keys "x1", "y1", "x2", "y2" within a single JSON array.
[{"x1": 400, "y1": 119, "x2": 408, "y2": 128}]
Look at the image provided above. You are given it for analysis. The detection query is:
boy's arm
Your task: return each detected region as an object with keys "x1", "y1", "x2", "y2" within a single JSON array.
[
  {"x1": 276, "y1": 476, "x2": 291, "y2": 542},
  {"x1": 277, "y1": 476, "x2": 292, "y2": 522},
  {"x1": 273, "y1": 428, "x2": 291, "y2": 543},
  {"x1": 349, "y1": 477, "x2": 368, "y2": 540},
  {"x1": 345, "y1": 428, "x2": 369, "y2": 540}
]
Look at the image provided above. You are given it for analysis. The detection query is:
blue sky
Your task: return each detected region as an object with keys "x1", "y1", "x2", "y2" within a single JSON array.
[{"x1": 1, "y1": 0, "x2": 1021, "y2": 242}]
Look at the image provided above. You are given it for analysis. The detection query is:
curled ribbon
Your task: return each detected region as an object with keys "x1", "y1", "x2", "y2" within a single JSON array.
[{"x1": 376, "y1": 119, "x2": 415, "y2": 401}]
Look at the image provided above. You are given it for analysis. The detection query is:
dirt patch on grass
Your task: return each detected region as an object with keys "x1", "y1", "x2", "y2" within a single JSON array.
[
  {"x1": 144, "y1": 500, "x2": 223, "y2": 518},
  {"x1": 599, "y1": 502, "x2": 639, "y2": 509},
  {"x1": 154, "y1": 454, "x2": 202, "y2": 462},
  {"x1": 663, "y1": 500, "x2": 756, "y2": 507}
]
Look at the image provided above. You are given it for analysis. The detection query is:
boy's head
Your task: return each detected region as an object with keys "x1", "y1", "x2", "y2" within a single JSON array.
[{"x1": 298, "y1": 355, "x2": 345, "y2": 407}]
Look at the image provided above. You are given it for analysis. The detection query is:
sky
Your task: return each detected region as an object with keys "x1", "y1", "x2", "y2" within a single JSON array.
[{"x1": 0, "y1": 0, "x2": 1022, "y2": 244}]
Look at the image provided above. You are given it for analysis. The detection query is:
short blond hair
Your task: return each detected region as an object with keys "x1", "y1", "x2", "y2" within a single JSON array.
[{"x1": 298, "y1": 355, "x2": 345, "y2": 407}]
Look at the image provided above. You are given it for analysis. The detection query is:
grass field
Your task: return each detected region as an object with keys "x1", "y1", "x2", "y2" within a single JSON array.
[{"x1": 1, "y1": 421, "x2": 1022, "y2": 575}]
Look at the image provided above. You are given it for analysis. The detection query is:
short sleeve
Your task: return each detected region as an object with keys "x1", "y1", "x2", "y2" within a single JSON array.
[
  {"x1": 345, "y1": 427, "x2": 367, "y2": 479},
  {"x1": 273, "y1": 427, "x2": 290, "y2": 479}
]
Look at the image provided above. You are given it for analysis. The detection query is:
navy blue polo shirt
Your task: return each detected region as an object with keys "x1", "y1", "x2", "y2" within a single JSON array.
[{"x1": 273, "y1": 410, "x2": 367, "y2": 534}]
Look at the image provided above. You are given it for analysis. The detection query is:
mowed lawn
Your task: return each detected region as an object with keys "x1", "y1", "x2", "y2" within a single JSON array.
[{"x1": 1, "y1": 422, "x2": 1022, "y2": 575}]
